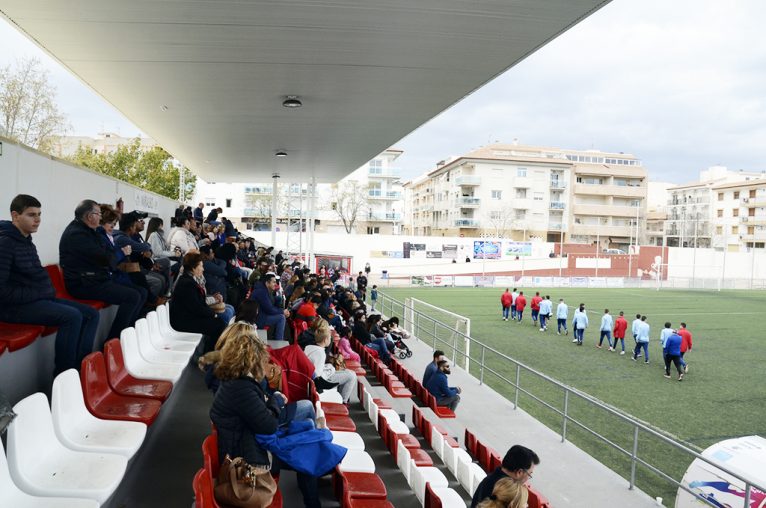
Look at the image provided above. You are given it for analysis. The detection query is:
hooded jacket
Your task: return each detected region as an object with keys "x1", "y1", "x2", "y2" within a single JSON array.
[{"x1": 0, "y1": 220, "x2": 55, "y2": 305}]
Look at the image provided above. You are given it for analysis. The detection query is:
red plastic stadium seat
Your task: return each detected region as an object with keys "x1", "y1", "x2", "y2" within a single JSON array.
[
  {"x1": 334, "y1": 470, "x2": 387, "y2": 503},
  {"x1": 342, "y1": 491, "x2": 394, "y2": 508},
  {"x1": 428, "y1": 392, "x2": 456, "y2": 419},
  {"x1": 193, "y1": 468, "x2": 217, "y2": 508},
  {"x1": 44, "y1": 264, "x2": 109, "y2": 309},
  {"x1": 325, "y1": 414, "x2": 357, "y2": 432},
  {"x1": 476, "y1": 441, "x2": 501, "y2": 473},
  {"x1": 465, "y1": 429, "x2": 478, "y2": 459},
  {"x1": 0, "y1": 322, "x2": 44, "y2": 352},
  {"x1": 80, "y1": 352, "x2": 162, "y2": 425},
  {"x1": 527, "y1": 485, "x2": 551, "y2": 508},
  {"x1": 321, "y1": 401, "x2": 350, "y2": 416},
  {"x1": 489, "y1": 451, "x2": 502, "y2": 472},
  {"x1": 0, "y1": 340, "x2": 7, "y2": 356},
  {"x1": 202, "y1": 434, "x2": 220, "y2": 477},
  {"x1": 409, "y1": 448, "x2": 434, "y2": 467},
  {"x1": 104, "y1": 339, "x2": 173, "y2": 401}
]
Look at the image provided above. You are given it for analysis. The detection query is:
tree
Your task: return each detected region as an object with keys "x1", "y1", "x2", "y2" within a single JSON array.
[
  {"x1": 330, "y1": 180, "x2": 369, "y2": 233},
  {"x1": 484, "y1": 205, "x2": 516, "y2": 238},
  {"x1": 0, "y1": 57, "x2": 68, "y2": 151},
  {"x1": 67, "y1": 138, "x2": 196, "y2": 200}
]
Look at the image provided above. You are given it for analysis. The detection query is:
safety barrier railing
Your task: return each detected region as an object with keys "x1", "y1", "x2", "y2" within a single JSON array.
[{"x1": 376, "y1": 290, "x2": 764, "y2": 508}]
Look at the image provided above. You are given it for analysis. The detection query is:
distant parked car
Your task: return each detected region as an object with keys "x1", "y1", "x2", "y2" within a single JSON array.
[{"x1": 603, "y1": 248, "x2": 627, "y2": 255}]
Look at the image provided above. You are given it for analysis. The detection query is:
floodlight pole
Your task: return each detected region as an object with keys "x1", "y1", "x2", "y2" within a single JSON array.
[
  {"x1": 719, "y1": 231, "x2": 728, "y2": 292},
  {"x1": 692, "y1": 217, "x2": 698, "y2": 288},
  {"x1": 271, "y1": 174, "x2": 279, "y2": 248}
]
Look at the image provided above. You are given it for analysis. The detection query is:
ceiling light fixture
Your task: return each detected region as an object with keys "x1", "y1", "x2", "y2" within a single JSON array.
[
  {"x1": 282, "y1": 96, "x2": 302, "y2": 108},
  {"x1": 275, "y1": 150, "x2": 287, "y2": 157},
  {"x1": 160, "y1": 105, "x2": 169, "y2": 112}
]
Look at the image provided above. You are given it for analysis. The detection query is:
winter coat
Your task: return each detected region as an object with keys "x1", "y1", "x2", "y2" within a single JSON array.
[
  {"x1": 59, "y1": 219, "x2": 115, "y2": 288},
  {"x1": 0, "y1": 220, "x2": 55, "y2": 304}
]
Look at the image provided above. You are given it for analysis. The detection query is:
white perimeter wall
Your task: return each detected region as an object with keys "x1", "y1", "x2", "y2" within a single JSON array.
[
  {"x1": 0, "y1": 137, "x2": 180, "y2": 265},
  {"x1": 667, "y1": 246, "x2": 766, "y2": 280}
]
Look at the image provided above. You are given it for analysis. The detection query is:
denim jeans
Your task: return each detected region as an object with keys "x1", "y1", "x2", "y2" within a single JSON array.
[
  {"x1": 0, "y1": 298, "x2": 99, "y2": 374},
  {"x1": 557, "y1": 318, "x2": 567, "y2": 333},
  {"x1": 516, "y1": 310, "x2": 523, "y2": 322},
  {"x1": 67, "y1": 280, "x2": 144, "y2": 340},
  {"x1": 599, "y1": 330, "x2": 612, "y2": 347},
  {"x1": 278, "y1": 399, "x2": 316, "y2": 427},
  {"x1": 633, "y1": 342, "x2": 649, "y2": 361},
  {"x1": 531, "y1": 309, "x2": 539, "y2": 322},
  {"x1": 679, "y1": 352, "x2": 687, "y2": 367},
  {"x1": 365, "y1": 338, "x2": 391, "y2": 362},
  {"x1": 511, "y1": 305, "x2": 516, "y2": 320},
  {"x1": 575, "y1": 328, "x2": 585, "y2": 343},
  {"x1": 502, "y1": 306, "x2": 510, "y2": 319},
  {"x1": 437, "y1": 394, "x2": 460, "y2": 411},
  {"x1": 614, "y1": 337, "x2": 625, "y2": 351},
  {"x1": 539, "y1": 314, "x2": 548, "y2": 329},
  {"x1": 271, "y1": 458, "x2": 320, "y2": 508},
  {"x1": 256, "y1": 312, "x2": 286, "y2": 340}
]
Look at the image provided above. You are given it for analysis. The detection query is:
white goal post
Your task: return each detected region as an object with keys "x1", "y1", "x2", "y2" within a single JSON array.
[{"x1": 404, "y1": 297, "x2": 472, "y2": 374}]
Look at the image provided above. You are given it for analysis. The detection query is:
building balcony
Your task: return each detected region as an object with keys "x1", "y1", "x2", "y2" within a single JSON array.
[
  {"x1": 742, "y1": 196, "x2": 766, "y2": 207},
  {"x1": 367, "y1": 211, "x2": 402, "y2": 221},
  {"x1": 667, "y1": 196, "x2": 709, "y2": 206},
  {"x1": 574, "y1": 183, "x2": 645, "y2": 198},
  {"x1": 741, "y1": 216, "x2": 766, "y2": 225},
  {"x1": 740, "y1": 232, "x2": 766, "y2": 241},
  {"x1": 368, "y1": 167, "x2": 401, "y2": 178},
  {"x1": 455, "y1": 175, "x2": 481, "y2": 186},
  {"x1": 368, "y1": 190, "x2": 402, "y2": 200},
  {"x1": 570, "y1": 224, "x2": 633, "y2": 237},
  {"x1": 573, "y1": 203, "x2": 641, "y2": 217},
  {"x1": 456, "y1": 197, "x2": 481, "y2": 207},
  {"x1": 454, "y1": 219, "x2": 480, "y2": 228},
  {"x1": 549, "y1": 201, "x2": 566, "y2": 210},
  {"x1": 549, "y1": 223, "x2": 565, "y2": 231},
  {"x1": 550, "y1": 180, "x2": 566, "y2": 190}
]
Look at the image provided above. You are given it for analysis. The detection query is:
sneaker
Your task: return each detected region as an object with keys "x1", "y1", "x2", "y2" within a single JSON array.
[
  {"x1": 596, "y1": 345, "x2": 602, "y2": 349},
  {"x1": 565, "y1": 330, "x2": 568, "y2": 335},
  {"x1": 664, "y1": 374, "x2": 671, "y2": 379},
  {"x1": 620, "y1": 351, "x2": 625, "y2": 355},
  {"x1": 572, "y1": 339, "x2": 578, "y2": 343},
  {"x1": 608, "y1": 347, "x2": 614, "y2": 352},
  {"x1": 644, "y1": 361, "x2": 650, "y2": 364},
  {"x1": 678, "y1": 373, "x2": 684, "y2": 382},
  {"x1": 684, "y1": 364, "x2": 689, "y2": 373},
  {"x1": 577, "y1": 341, "x2": 583, "y2": 346},
  {"x1": 631, "y1": 356, "x2": 637, "y2": 362},
  {"x1": 557, "y1": 332, "x2": 561, "y2": 336},
  {"x1": 539, "y1": 328, "x2": 544, "y2": 332}
]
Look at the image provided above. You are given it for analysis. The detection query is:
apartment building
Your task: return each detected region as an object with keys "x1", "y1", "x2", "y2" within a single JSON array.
[
  {"x1": 346, "y1": 149, "x2": 405, "y2": 235},
  {"x1": 50, "y1": 132, "x2": 157, "y2": 157},
  {"x1": 665, "y1": 166, "x2": 764, "y2": 248},
  {"x1": 403, "y1": 143, "x2": 647, "y2": 248},
  {"x1": 711, "y1": 179, "x2": 766, "y2": 251}
]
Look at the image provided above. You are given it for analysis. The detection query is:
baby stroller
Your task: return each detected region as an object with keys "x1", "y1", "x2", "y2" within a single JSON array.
[{"x1": 392, "y1": 335, "x2": 412, "y2": 359}]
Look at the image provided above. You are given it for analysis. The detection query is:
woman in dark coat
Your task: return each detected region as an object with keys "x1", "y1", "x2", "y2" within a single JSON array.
[{"x1": 169, "y1": 252, "x2": 226, "y2": 352}]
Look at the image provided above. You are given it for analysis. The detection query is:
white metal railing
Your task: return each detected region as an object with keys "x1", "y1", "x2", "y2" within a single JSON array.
[{"x1": 376, "y1": 290, "x2": 765, "y2": 507}]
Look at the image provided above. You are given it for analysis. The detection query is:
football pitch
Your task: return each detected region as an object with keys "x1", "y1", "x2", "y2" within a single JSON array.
[{"x1": 381, "y1": 287, "x2": 766, "y2": 503}]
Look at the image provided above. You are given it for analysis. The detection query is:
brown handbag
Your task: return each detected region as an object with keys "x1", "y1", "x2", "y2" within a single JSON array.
[
  {"x1": 265, "y1": 361, "x2": 283, "y2": 391},
  {"x1": 214, "y1": 455, "x2": 277, "y2": 508}
]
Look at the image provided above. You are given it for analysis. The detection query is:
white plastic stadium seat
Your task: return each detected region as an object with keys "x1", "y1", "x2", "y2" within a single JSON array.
[
  {"x1": 431, "y1": 429, "x2": 446, "y2": 459},
  {"x1": 379, "y1": 409, "x2": 409, "y2": 435},
  {"x1": 135, "y1": 319, "x2": 192, "y2": 365},
  {"x1": 396, "y1": 440, "x2": 414, "y2": 483},
  {"x1": 7, "y1": 393, "x2": 127, "y2": 504},
  {"x1": 1, "y1": 439, "x2": 99, "y2": 508},
  {"x1": 410, "y1": 464, "x2": 449, "y2": 505},
  {"x1": 443, "y1": 445, "x2": 471, "y2": 478},
  {"x1": 156, "y1": 304, "x2": 202, "y2": 342},
  {"x1": 331, "y1": 431, "x2": 365, "y2": 451},
  {"x1": 318, "y1": 387, "x2": 343, "y2": 404},
  {"x1": 457, "y1": 456, "x2": 486, "y2": 496},
  {"x1": 430, "y1": 487, "x2": 466, "y2": 508},
  {"x1": 120, "y1": 327, "x2": 184, "y2": 383},
  {"x1": 52, "y1": 369, "x2": 147, "y2": 458},
  {"x1": 145, "y1": 312, "x2": 197, "y2": 353},
  {"x1": 337, "y1": 450, "x2": 376, "y2": 474}
]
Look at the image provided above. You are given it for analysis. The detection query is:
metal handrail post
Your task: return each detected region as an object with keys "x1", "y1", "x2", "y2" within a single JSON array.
[
  {"x1": 744, "y1": 484, "x2": 751, "y2": 508},
  {"x1": 629, "y1": 425, "x2": 639, "y2": 490},
  {"x1": 479, "y1": 346, "x2": 486, "y2": 385},
  {"x1": 514, "y1": 364, "x2": 520, "y2": 409},
  {"x1": 562, "y1": 389, "x2": 569, "y2": 442}
]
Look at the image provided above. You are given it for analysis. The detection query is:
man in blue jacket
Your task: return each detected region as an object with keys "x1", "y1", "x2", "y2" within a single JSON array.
[
  {"x1": 422, "y1": 349, "x2": 445, "y2": 387},
  {"x1": 0, "y1": 195, "x2": 99, "y2": 373},
  {"x1": 424, "y1": 360, "x2": 461, "y2": 411},
  {"x1": 663, "y1": 329, "x2": 684, "y2": 381},
  {"x1": 60, "y1": 199, "x2": 144, "y2": 341},
  {"x1": 249, "y1": 273, "x2": 289, "y2": 340}
]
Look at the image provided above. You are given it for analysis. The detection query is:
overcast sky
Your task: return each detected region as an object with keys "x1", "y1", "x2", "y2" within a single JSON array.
[{"x1": 2, "y1": 0, "x2": 764, "y2": 184}]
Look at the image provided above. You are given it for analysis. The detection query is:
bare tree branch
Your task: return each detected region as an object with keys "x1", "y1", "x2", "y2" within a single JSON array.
[{"x1": 329, "y1": 180, "x2": 369, "y2": 234}]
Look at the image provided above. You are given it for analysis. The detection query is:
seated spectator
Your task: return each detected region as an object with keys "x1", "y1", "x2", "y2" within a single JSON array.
[
  {"x1": 296, "y1": 294, "x2": 322, "y2": 321},
  {"x1": 336, "y1": 326, "x2": 360, "y2": 362},
  {"x1": 200, "y1": 245, "x2": 228, "y2": 300},
  {"x1": 168, "y1": 217, "x2": 198, "y2": 255},
  {"x1": 146, "y1": 217, "x2": 180, "y2": 261},
  {"x1": 382, "y1": 316, "x2": 411, "y2": 340},
  {"x1": 97, "y1": 205, "x2": 148, "y2": 307},
  {"x1": 475, "y1": 477, "x2": 528, "y2": 508},
  {"x1": 352, "y1": 311, "x2": 391, "y2": 363},
  {"x1": 288, "y1": 285, "x2": 306, "y2": 311},
  {"x1": 113, "y1": 211, "x2": 166, "y2": 307},
  {"x1": 0, "y1": 194, "x2": 99, "y2": 374},
  {"x1": 60, "y1": 199, "x2": 144, "y2": 341},
  {"x1": 169, "y1": 252, "x2": 227, "y2": 354},
  {"x1": 424, "y1": 360, "x2": 461, "y2": 411},
  {"x1": 471, "y1": 445, "x2": 540, "y2": 508},
  {"x1": 249, "y1": 273, "x2": 289, "y2": 341},
  {"x1": 131, "y1": 213, "x2": 171, "y2": 297},
  {"x1": 231, "y1": 299, "x2": 259, "y2": 327},
  {"x1": 367, "y1": 314, "x2": 394, "y2": 351},
  {"x1": 248, "y1": 256, "x2": 272, "y2": 287},
  {"x1": 423, "y1": 350, "x2": 446, "y2": 387},
  {"x1": 210, "y1": 325, "x2": 321, "y2": 507},
  {"x1": 304, "y1": 325, "x2": 356, "y2": 403},
  {"x1": 205, "y1": 206, "x2": 221, "y2": 225}
]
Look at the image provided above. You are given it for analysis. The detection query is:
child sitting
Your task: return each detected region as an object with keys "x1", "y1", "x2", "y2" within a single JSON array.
[{"x1": 336, "y1": 326, "x2": 360, "y2": 362}]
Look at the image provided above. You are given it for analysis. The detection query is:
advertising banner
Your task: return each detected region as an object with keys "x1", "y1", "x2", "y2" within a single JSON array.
[
  {"x1": 426, "y1": 251, "x2": 443, "y2": 258},
  {"x1": 454, "y1": 276, "x2": 475, "y2": 287},
  {"x1": 504, "y1": 241, "x2": 532, "y2": 257},
  {"x1": 473, "y1": 241, "x2": 502, "y2": 259},
  {"x1": 433, "y1": 275, "x2": 454, "y2": 287},
  {"x1": 442, "y1": 244, "x2": 458, "y2": 259},
  {"x1": 571, "y1": 277, "x2": 589, "y2": 287}
]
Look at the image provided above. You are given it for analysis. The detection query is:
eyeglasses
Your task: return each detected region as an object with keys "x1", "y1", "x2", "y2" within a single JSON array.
[
  {"x1": 523, "y1": 469, "x2": 533, "y2": 480},
  {"x1": 89, "y1": 211, "x2": 102, "y2": 217}
]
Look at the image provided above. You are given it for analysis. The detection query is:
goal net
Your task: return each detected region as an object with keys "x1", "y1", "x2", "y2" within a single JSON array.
[{"x1": 404, "y1": 297, "x2": 472, "y2": 372}]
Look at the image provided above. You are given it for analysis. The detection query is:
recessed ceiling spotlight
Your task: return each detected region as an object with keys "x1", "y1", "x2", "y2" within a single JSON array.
[
  {"x1": 275, "y1": 150, "x2": 287, "y2": 157},
  {"x1": 160, "y1": 105, "x2": 169, "y2": 112},
  {"x1": 282, "y1": 96, "x2": 302, "y2": 108}
]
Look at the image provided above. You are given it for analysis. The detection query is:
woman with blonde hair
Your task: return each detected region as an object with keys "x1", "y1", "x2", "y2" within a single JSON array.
[
  {"x1": 304, "y1": 324, "x2": 356, "y2": 403},
  {"x1": 476, "y1": 477, "x2": 528, "y2": 508}
]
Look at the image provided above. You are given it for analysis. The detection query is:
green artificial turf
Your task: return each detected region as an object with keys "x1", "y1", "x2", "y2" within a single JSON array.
[{"x1": 381, "y1": 287, "x2": 766, "y2": 504}]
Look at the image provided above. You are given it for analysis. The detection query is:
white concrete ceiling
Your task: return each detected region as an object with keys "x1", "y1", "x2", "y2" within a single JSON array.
[{"x1": 1, "y1": 0, "x2": 610, "y2": 183}]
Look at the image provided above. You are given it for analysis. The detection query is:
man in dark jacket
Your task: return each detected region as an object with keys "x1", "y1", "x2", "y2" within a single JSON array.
[
  {"x1": 0, "y1": 195, "x2": 99, "y2": 373},
  {"x1": 424, "y1": 360, "x2": 461, "y2": 410},
  {"x1": 60, "y1": 199, "x2": 144, "y2": 341},
  {"x1": 249, "y1": 273, "x2": 288, "y2": 340},
  {"x1": 471, "y1": 445, "x2": 540, "y2": 507},
  {"x1": 194, "y1": 203, "x2": 204, "y2": 223}
]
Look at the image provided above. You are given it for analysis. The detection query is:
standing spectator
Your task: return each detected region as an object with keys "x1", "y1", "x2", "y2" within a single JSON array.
[
  {"x1": 678, "y1": 322, "x2": 693, "y2": 373},
  {"x1": 205, "y1": 206, "x2": 221, "y2": 225},
  {"x1": 572, "y1": 303, "x2": 588, "y2": 345},
  {"x1": 60, "y1": 199, "x2": 143, "y2": 341},
  {"x1": 659, "y1": 322, "x2": 674, "y2": 350},
  {"x1": 193, "y1": 202, "x2": 204, "y2": 223},
  {"x1": 370, "y1": 284, "x2": 379, "y2": 312},
  {"x1": 249, "y1": 273, "x2": 289, "y2": 341},
  {"x1": 632, "y1": 316, "x2": 650, "y2": 363},
  {"x1": 275, "y1": 250, "x2": 284, "y2": 266},
  {"x1": 514, "y1": 291, "x2": 526, "y2": 323},
  {"x1": 424, "y1": 360, "x2": 461, "y2": 411},
  {"x1": 169, "y1": 217, "x2": 199, "y2": 255},
  {"x1": 0, "y1": 194, "x2": 99, "y2": 374},
  {"x1": 538, "y1": 295, "x2": 552, "y2": 332},
  {"x1": 471, "y1": 445, "x2": 540, "y2": 508},
  {"x1": 530, "y1": 292, "x2": 542, "y2": 327},
  {"x1": 356, "y1": 271, "x2": 368, "y2": 301},
  {"x1": 613, "y1": 311, "x2": 628, "y2": 354},
  {"x1": 423, "y1": 350, "x2": 446, "y2": 387},
  {"x1": 597, "y1": 309, "x2": 613, "y2": 349},
  {"x1": 510, "y1": 288, "x2": 519, "y2": 320},
  {"x1": 663, "y1": 329, "x2": 684, "y2": 381},
  {"x1": 500, "y1": 288, "x2": 512, "y2": 321},
  {"x1": 556, "y1": 298, "x2": 568, "y2": 335},
  {"x1": 364, "y1": 262, "x2": 371, "y2": 276}
]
